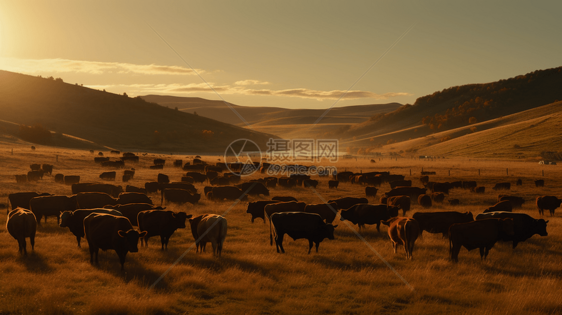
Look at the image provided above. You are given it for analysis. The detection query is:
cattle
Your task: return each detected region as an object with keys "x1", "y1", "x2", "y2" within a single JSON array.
[
  {"x1": 181, "y1": 176, "x2": 195, "y2": 184},
  {"x1": 303, "y1": 179, "x2": 319, "y2": 188},
  {"x1": 54, "y1": 174, "x2": 64, "y2": 183},
  {"x1": 384, "y1": 187, "x2": 426, "y2": 200},
  {"x1": 15, "y1": 174, "x2": 27, "y2": 183},
  {"x1": 64, "y1": 176, "x2": 80, "y2": 185},
  {"x1": 340, "y1": 204, "x2": 399, "y2": 232},
  {"x1": 413, "y1": 211, "x2": 474, "y2": 237},
  {"x1": 449, "y1": 218, "x2": 514, "y2": 262},
  {"x1": 236, "y1": 182, "x2": 270, "y2": 196},
  {"x1": 8, "y1": 192, "x2": 51, "y2": 212},
  {"x1": 110, "y1": 150, "x2": 121, "y2": 155},
  {"x1": 154, "y1": 159, "x2": 166, "y2": 166},
  {"x1": 163, "y1": 189, "x2": 201, "y2": 205},
  {"x1": 84, "y1": 213, "x2": 146, "y2": 270},
  {"x1": 450, "y1": 181, "x2": 463, "y2": 189},
  {"x1": 327, "y1": 197, "x2": 368, "y2": 210},
  {"x1": 365, "y1": 186, "x2": 378, "y2": 198},
  {"x1": 335, "y1": 171, "x2": 353, "y2": 182},
  {"x1": 160, "y1": 182, "x2": 197, "y2": 194},
  {"x1": 536, "y1": 196, "x2": 562, "y2": 216},
  {"x1": 387, "y1": 196, "x2": 411, "y2": 216},
  {"x1": 27, "y1": 170, "x2": 44, "y2": 181},
  {"x1": 157, "y1": 173, "x2": 170, "y2": 184},
  {"x1": 475, "y1": 212, "x2": 549, "y2": 248},
  {"x1": 484, "y1": 200, "x2": 513, "y2": 213},
  {"x1": 420, "y1": 176, "x2": 429, "y2": 185},
  {"x1": 535, "y1": 180, "x2": 545, "y2": 187},
  {"x1": 211, "y1": 186, "x2": 247, "y2": 202},
  {"x1": 278, "y1": 177, "x2": 297, "y2": 188},
  {"x1": 431, "y1": 192, "x2": 445, "y2": 203},
  {"x1": 432, "y1": 182, "x2": 453, "y2": 195},
  {"x1": 145, "y1": 182, "x2": 160, "y2": 193},
  {"x1": 59, "y1": 209, "x2": 123, "y2": 247},
  {"x1": 418, "y1": 194, "x2": 432, "y2": 209},
  {"x1": 29, "y1": 195, "x2": 77, "y2": 224},
  {"x1": 304, "y1": 202, "x2": 338, "y2": 224},
  {"x1": 272, "y1": 196, "x2": 298, "y2": 202},
  {"x1": 264, "y1": 202, "x2": 307, "y2": 227},
  {"x1": 6, "y1": 208, "x2": 37, "y2": 255},
  {"x1": 472, "y1": 186, "x2": 485, "y2": 194},
  {"x1": 30, "y1": 163, "x2": 41, "y2": 171},
  {"x1": 104, "y1": 203, "x2": 161, "y2": 226},
  {"x1": 188, "y1": 214, "x2": 227, "y2": 256},
  {"x1": 72, "y1": 183, "x2": 123, "y2": 198},
  {"x1": 94, "y1": 157, "x2": 109, "y2": 163},
  {"x1": 117, "y1": 192, "x2": 152, "y2": 205},
  {"x1": 173, "y1": 160, "x2": 183, "y2": 168},
  {"x1": 101, "y1": 160, "x2": 125, "y2": 169},
  {"x1": 247, "y1": 201, "x2": 279, "y2": 223},
  {"x1": 328, "y1": 180, "x2": 339, "y2": 189},
  {"x1": 42, "y1": 164, "x2": 53, "y2": 175},
  {"x1": 126, "y1": 185, "x2": 147, "y2": 194},
  {"x1": 270, "y1": 212, "x2": 336, "y2": 254},
  {"x1": 390, "y1": 180, "x2": 412, "y2": 189},
  {"x1": 492, "y1": 182, "x2": 511, "y2": 191},
  {"x1": 124, "y1": 170, "x2": 135, "y2": 179},
  {"x1": 449, "y1": 199, "x2": 460, "y2": 206},
  {"x1": 185, "y1": 172, "x2": 207, "y2": 183},
  {"x1": 516, "y1": 179, "x2": 522, "y2": 186},
  {"x1": 138, "y1": 210, "x2": 191, "y2": 249},
  {"x1": 382, "y1": 217, "x2": 420, "y2": 260},
  {"x1": 76, "y1": 192, "x2": 118, "y2": 209},
  {"x1": 100, "y1": 171, "x2": 117, "y2": 181},
  {"x1": 122, "y1": 174, "x2": 131, "y2": 182},
  {"x1": 462, "y1": 181, "x2": 477, "y2": 190},
  {"x1": 497, "y1": 196, "x2": 525, "y2": 209}
]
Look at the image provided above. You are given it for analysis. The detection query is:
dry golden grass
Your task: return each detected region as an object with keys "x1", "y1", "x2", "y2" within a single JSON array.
[{"x1": 0, "y1": 140, "x2": 561, "y2": 314}]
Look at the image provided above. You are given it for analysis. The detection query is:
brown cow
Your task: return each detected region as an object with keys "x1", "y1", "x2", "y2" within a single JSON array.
[
  {"x1": 6, "y1": 208, "x2": 37, "y2": 255},
  {"x1": 387, "y1": 196, "x2": 411, "y2": 216},
  {"x1": 188, "y1": 214, "x2": 227, "y2": 256},
  {"x1": 448, "y1": 218, "x2": 514, "y2": 262},
  {"x1": 382, "y1": 217, "x2": 420, "y2": 260}
]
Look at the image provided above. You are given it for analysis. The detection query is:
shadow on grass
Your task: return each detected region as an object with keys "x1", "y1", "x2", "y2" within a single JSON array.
[{"x1": 18, "y1": 251, "x2": 55, "y2": 274}]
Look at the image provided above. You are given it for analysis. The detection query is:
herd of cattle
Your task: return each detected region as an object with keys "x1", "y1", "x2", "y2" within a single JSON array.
[{"x1": 4, "y1": 157, "x2": 561, "y2": 270}]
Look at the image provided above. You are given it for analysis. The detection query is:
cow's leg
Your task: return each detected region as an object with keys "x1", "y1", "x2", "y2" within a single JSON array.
[
  {"x1": 315, "y1": 242, "x2": 319, "y2": 253},
  {"x1": 160, "y1": 236, "x2": 165, "y2": 250},
  {"x1": 479, "y1": 247, "x2": 485, "y2": 260},
  {"x1": 118, "y1": 252, "x2": 127, "y2": 271},
  {"x1": 376, "y1": 223, "x2": 381, "y2": 233},
  {"x1": 212, "y1": 240, "x2": 218, "y2": 256},
  {"x1": 18, "y1": 237, "x2": 26, "y2": 255},
  {"x1": 307, "y1": 240, "x2": 313, "y2": 254},
  {"x1": 30, "y1": 235, "x2": 35, "y2": 251},
  {"x1": 392, "y1": 241, "x2": 397, "y2": 254},
  {"x1": 484, "y1": 247, "x2": 490, "y2": 260},
  {"x1": 76, "y1": 236, "x2": 81, "y2": 248},
  {"x1": 89, "y1": 246, "x2": 96, "y2": 264},
  {"x1": 276, "y1": 234, "x2": 285, "y2": 253},
  {"x1": 451, "y1": 243, "x2": 460, "y2": 262}
]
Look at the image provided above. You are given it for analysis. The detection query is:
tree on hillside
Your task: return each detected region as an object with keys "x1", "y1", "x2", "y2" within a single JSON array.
[{"x1": 19, "y1": 124, "x2": 52, "y2": 144}]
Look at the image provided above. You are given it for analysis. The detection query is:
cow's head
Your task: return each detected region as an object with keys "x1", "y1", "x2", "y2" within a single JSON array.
[
  {"x1": 323, "y1": 223, "x2": 337, "y2": 240},
  {"x1": 387, "y1": 206, "x2": 400, "y2": 218},
  {"x1": 117, "y1": 229, "x2": 147, "y2": 253},
  {"x1": 59, "y1": 211, "x2": 71, "y2": 227},
  {"x1": 536, "y1": 219, "x2": 549, "y2": 236},
  {"x1": 339, "y1": 209, "x2": 351, "y2": 221},
  {"x1": 174, "y1": 212, "x2": 190, "y2": 228}
]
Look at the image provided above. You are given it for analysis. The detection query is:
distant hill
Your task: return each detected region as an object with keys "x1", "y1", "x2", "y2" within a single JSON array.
[
  {"x1": 338, "y1": 66, "x2": 562, "y2": 147},
  {"x1": 141, "y1": 95, "x2": 402, "y2": 139},
  {"x1": 0, "y1": 71, "x2": 274, "y2": 153}
]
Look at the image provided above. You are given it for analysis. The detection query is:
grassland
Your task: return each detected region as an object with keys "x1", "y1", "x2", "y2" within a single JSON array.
[{"x1": 0, "y1": 140, "x2": 561, "y2": 314}]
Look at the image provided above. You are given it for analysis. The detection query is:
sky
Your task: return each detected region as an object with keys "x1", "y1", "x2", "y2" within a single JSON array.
[{"x1": 0, "y1": 0, "x2": 560, "y2": 109}]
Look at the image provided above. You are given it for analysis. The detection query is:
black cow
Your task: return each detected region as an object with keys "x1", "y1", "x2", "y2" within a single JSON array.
[
  {"x1": 29, "y1": 195, "x2": 77, "y2": 224},
  {"x1": 492, "y1": 182, "x2": 511, "y2": 191},
  {"x1": 340, "y1": 204, "x2": 399, "y2": 232},
  {"x1": 211, "y1": 186, "x2": 247, "y2": 201},
  {"x1": 246, "y1": 201, "x2": 279, "y2": 223},
  {"x1": 413, "y1": 211, "x2": 474, "y2": 237},
  {"x1": 100, "y1": 171, "x2": 117, "y2": 181},
  {"x1": 8, "y1": 192, "x2": 51, "y2": 213},
  {"x1": 476, "y1": 212, "x2": 548, "y2": 248},
  {"x1": 365, "y1": 187, "x2": 378, "y2": 198},
  {"x1": 327, "y1": 197, "x2": 368, "y2": 210},
  {"x1": 272, "y1": 196, "x2": 297, "y2": 202},
  {"x1": 236, "y1": 182, "x2": 270, "y2": 196},
  {"x1": 270, "y1": 212, "x2": 337, "y2": 254},
  {"x1": 84, "y1": 213, "x2": 146, "y2": 270},
  {"x1": 60, "y1": 209, "x2": 123, "y2": 247},
  {"x1": 104, "y1": 203, "x2": 161, "y2": 226},
  {"x1": 328, "y1": 180, "x2": 339, "y2": 189},
  {"x1": 137, "y1": 210, "x2": 191, "y2": 249},
  {"x1": 448, "y1": 218, "x2": 514, "y2": 262},
  {"x1": 163, "y1": 189, "x2": 201, "y2": 205}
]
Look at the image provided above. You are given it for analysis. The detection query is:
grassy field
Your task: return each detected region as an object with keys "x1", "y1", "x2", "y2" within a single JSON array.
[{"x1": 0, "y1": 141, "x2": 561, "y2": 314}]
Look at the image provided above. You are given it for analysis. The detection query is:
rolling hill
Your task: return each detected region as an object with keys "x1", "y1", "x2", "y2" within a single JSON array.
[
  {"x1": 337, "y1": 66, "x2": 562, "y2": 147},
  {"x1": 0, "y1": 71, "x2": 274, "y2": 153},
  {"x1": 141, "y1": 95, "x2": 402, "y2": 139}
]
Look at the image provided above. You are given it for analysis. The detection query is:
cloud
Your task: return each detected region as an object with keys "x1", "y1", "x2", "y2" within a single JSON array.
[
  {"x1": 234, "y1": 79, "x2": 270, "y2": 86},
  {"x1": 0, "y1": 57, "x2": 203, "y2": 75},
  {"x1": 86, "y1": 82, "x2": 410, "y2": 101}
]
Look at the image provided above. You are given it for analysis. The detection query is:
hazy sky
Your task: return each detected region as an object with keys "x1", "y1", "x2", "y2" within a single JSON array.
[{"x1": 0, "y1": 1, "x2": 560, "y2": 109}]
